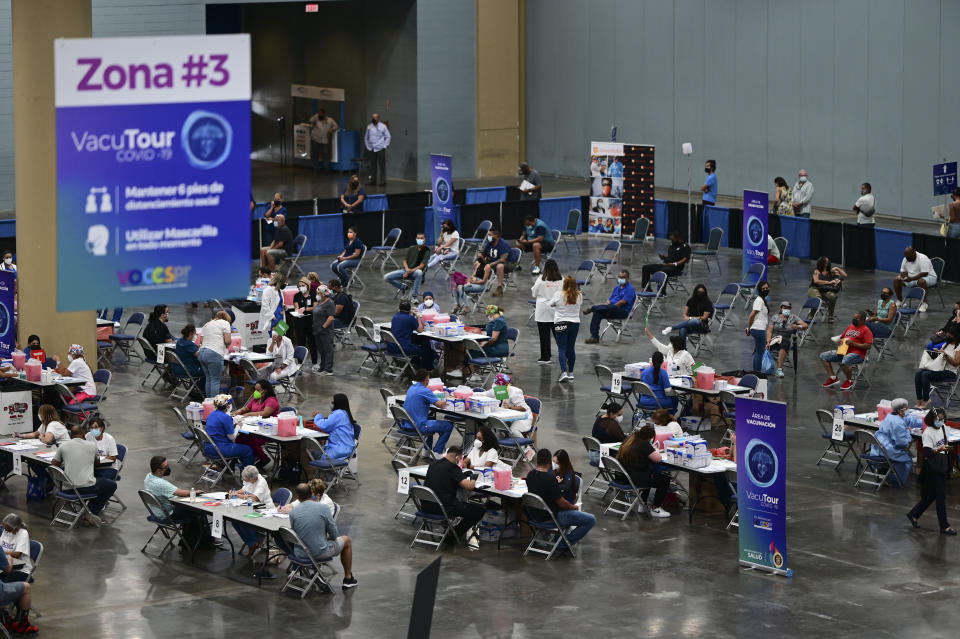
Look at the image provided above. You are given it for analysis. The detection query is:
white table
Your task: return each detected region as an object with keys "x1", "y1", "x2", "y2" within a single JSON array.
[{"x1": 407, "y1": 464, "x2": 528, "y2": 500}]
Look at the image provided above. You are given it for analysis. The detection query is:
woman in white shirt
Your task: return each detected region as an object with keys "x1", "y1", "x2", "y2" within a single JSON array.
[
  {"x1": 18, "y1": 404, "x2": 69, "y2": 445},
  {"x1": 259, "y1": 272, "x2": 285, "y2": 340},
  {"x1": 52, "y1": 344, "x2": 96, "y2": 401},
  {"x1": 197, "y1": 311, "x2": 233, "y2": 398},
  {"x1": 427, "y1": 219, "x2": 460, "y2": 269},
  {"x1": 85, "y1": 416, "x2": 120, "y2": 480},
  {"x1": 746, "y1": 282, "x2": 772, "y2": 373},
  {"x1": 643, "y1": 327, "x2": 696, "y2": 377},
  {"x1": 767, "y1": 235, "x2": 781, "y2": 264},
  {"x1": 531, "y1": 259, "x2": 563, "y2": 365},
  {"x1": 0, "y1": 514, "x2": 30, "y2": 582},
  {"x1": 231, "y1": 465, "x2": 275, "y2": 555},
  {"x1": 278, "y1": 478, "x2": 340, "y2": 520},
  {"x1": 465, "y1": 426, "x2": 500, "y2": 469},
  {"x1": 549, "y1": 275, "x2": 582, "y2": 382},
  {"x1": 914, "y1": 332, "x2": 960, "y2": 410},
  {"x1": 266, "y1": 331, "x2": 299, "y2": 381},
  {"x1": 479, "y1": 375, "x2": 533, "y2": 437}
]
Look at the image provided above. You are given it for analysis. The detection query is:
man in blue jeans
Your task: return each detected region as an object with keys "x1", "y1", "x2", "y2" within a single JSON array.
[
  {"x1": 584, "y1": 269, "x2": 636, "y2": 343},
  {"x1": 403, "y1": 369, "x2": 453, "y2": 457},
  {"x1": 525, "y1": 448, "x2": 595, "y2": 550}
]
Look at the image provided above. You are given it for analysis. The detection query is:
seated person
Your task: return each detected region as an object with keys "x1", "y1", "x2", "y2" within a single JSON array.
[
  {"x1": 230, "y1": 465, "x2": 275, "y2": 555},
  {"x1": 205, "y1": 394, "x2": 256, "y2": 468},
  {"x1": 312, "y1": 394, "x2": 360, "y2": 461},
  {"x1": 232, "y1": 380, "x2": 280, "y2": 468},
  {"x1": 638, "y1": 351, "x2": 677, "y2": 411},
  {"x1": 819, "y1": 311, "x2": 873, "y2": 391},
  {"x1": 526, "y1": 448, "x2": 596, "y2": 547},
  {"x1": 643, "y1": 327, "x2": 695, "y2": 376},
  {"x1": 650, "y1": 408, "x2": 684, "y2": 439},
  {"x1": 866, "y1": 288, "x2": 898, "y2": 339},
  {"x1": 767, "y1": 235, "x2": 780, "y2": 264},
  {"x1": 17, "y1": 404, "x2": 68, "y2": 444},
  {"x1": 479, "y1": 305, "x2": 510, "y2": 358},
  {"x1": 584, "y1": 270, "x2": 636, "y2": 343},
  {"x1": 278, "y1": 479, "x2": 341, "y2": 520},
  {"x1": 143, "y1": 455, "x2": 214, "y2": 551},
  {"x1": 329, "y1": 280, "x2": 355, "y2": 329},
  {"x1": 384, "y1": 233, "x2": 431, "y2": 300},
  {"x1": 766, "y1": 301, "x2": 808, "y2": 378},
  {"x1": 52, "y1": 344, "x2": 96, "y2": 403},
  {"x1": 592, "y1": 401, "x2": 627, "y2": 446},
  {"x1": 143, "y1": 305, "x2": 174, "y2": 349},
  {"x1": 453, "y1": 259, "x2": 493, "y2": 314},
  {"x1": 289, "y1": 481, "x2": 357, "y2": 590},
  {"x1": 330, "y1": 227, "x2": 365, "y2": 288},
  {"x1": 0, "y1": 514, "x2": 31, "y2": 583},
  {"x1": 477, "y1": 373, "x2": 532, "y2": 436},
  {"x1": 424, "y1": 445, "x2": 483, "y2": 546},
  {"x1": 23, "y1": 335, "x2": 51, "y2": 368},
  {"x1": 265, "y1": 330, "x2": 300, "y2": 381},
  {"x1": 516, "y1": 214, "x2": 554, "y2": 275},
  {"x1": 388, "y1": 301, "x2": 437, "y2": 371},
  {"x1": 260, "y1": 213, "x2": 293, "y2": 271},
  {"x1": 0, "y1": 547, "x2": 37, "y2": 633},
  {"x1": 617, "y1": 426, "x2": 671, "y2": 518},
  {"x1": 914, "y1": 331, "x2": 960, "y2": 410},
  {"x1": 404, "y1": 369, "x2": 454, "y2": 457},
  {"x1": 553, "y1": 449, "x2": 578, "y2": 503},
  {"x1": 870, "y1": 398, "x2": 913, "y2": 486},
  {"x1": 893, "y1": 246, "x2": 936, "y2": 309},
  {"x1": 171, "y1": 324, "x2": 204, "y2": 385},
  {"x1": 932, "y1": 300, "x2": 960, "y2": 342},
  {"x1": 52, "y1": 424, "x2": 118, "y2": 526},
  {"x1": 640, "y1": 231, "x2": 690, "y2": 288},
  {"x1": 474, "y1": 229, "x2": 513, "y2": 297},
  {"x1": 464, "y1": 426, "x2": 499, "y2": 469},
  {"x1": 428, "y1": 219, "x2": 460, "y2": 270},
  {"x1": 806, "y1": 256, "x2": 847, "y2": 322},
  {"x1": 663, "y1": 284, "x2": 713, "y2": 339},
  {"x1": 85, "y1": 415, "x2": 119, "y2": 480},
  {"x1": 417, "y1": 291, "x2": 440, "y2": 314}
]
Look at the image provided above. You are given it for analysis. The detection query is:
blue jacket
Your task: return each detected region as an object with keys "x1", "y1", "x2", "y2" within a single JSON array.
[
  {"x1": 313, "y1": 409, "x2": 356, "y2": 460},
  {"x1": 638, "y1": 365, "x2": 671, "y2": 408}
]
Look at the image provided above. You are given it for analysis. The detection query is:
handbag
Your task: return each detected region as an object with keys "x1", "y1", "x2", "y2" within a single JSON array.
[
  {"x1": 919, "y1": 350, "x2": 947, "y2": 372},
  {"x1": 927, "y1": 451, "x2": 949, "y2": 476},
  {"x1": 760, "y1": 350, "x2": 776, "y2": 374},
  {"x1": 940, "y1": 223, "x2": 948, "y2": 237}
]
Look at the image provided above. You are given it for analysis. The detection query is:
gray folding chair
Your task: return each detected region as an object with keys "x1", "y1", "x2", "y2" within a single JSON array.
[
  {"x1": 711, "y1": 283, "x2": 741, "y2": 331},
  {"x1": 47, "y1": 465, "x2": 98, "y2": 530},
  {"x1": 139, "y1": 489, "x2": 190, "y2": 559},
  {"x1": 592, "y1": 240, "x2": 621, "y2": 281},
  {"x1": 137, "y1": 337, "x2": 167, "y2": 389},
  {"x1": 620, "y1": 216, "x2": 651, "y2": 262},
  {"x1": 342, "y1": 246, "x2": 368, "y2": 293},
  {"x1": 898, "y1": 287, "x2": 926, "y2": 336},
  {"x1": 380, "y1": 330, "x2": 415, "y2": 380},
  {"x1": 815, "y1": 409, "x2": 858, "y2": 469},
  {"x1": 433, "y1": 237, "x2": 466, "y2": 281},
  {"x1": 597, "y1": 456, "x2": 643, "y2": 520},
  {"x1": 771, "y1": 236, "x2": 788, "y2": 283},
  {"x1": 173, "y1": 406, "x2": 203, "y2": 464},
  {"x1": 930, "y1": 257, "x2": 946, "y2": 308},
  {"x1": 193, "y1": 426, "x2": 243, "y2": 488},
  {"x1": 581, "y1": 436, "x2": 608, "y2": 495},
  {"x1": 369, "y1": 227, "x2": 403, "y2": 272},
  {"x1": 521, "y1": 492, "x2": 578, "y2": 559},
  {"x1": 284, "y1": 233, "x2": 308, "y2": 280},
  {"x1": 303, "y1": 436, "x2": 361, "y2": 491},
  {"x1": 599, "y1": 296, "x2": 644, "y2": 342},
  {"x1": 355, "y1": 325, "x2": 388, "y2": 377},
  {"x1": 853, "y1": 430, "x2": 903, "y2": 491},
  {"x1": 389, "y1": 404, "x2": 430, "y2": 465},
  {"x1": 392, "y1": 459, "x2": 421, "y2": 522},
  {"x1": 334, "y1": 301, "x2": 360, "y2": 348},
  {"x1": 165, "y1": 350, "x2": 202, "y2": 404},
  {"x1": 277, "y1": 527, "x2": 335, "y2": 598},
  {"x1": 594, "y1": 364, "x2": 636, "y2": 414},
  {"x1": 691, "y1": 226, "x2": 723, "y2": 273},
  {"x1": 557, "y1": 208, "x2": 582, "y2": 252},
  {"x1": 409, "y1": 485, "x2": 461, "y2": 550}
]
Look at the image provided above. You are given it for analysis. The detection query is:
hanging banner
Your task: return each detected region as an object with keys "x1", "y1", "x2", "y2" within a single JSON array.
[
  {"x1": 54, "y1": 35, "x2": 251, "y2": 311},
  {"x1": 0, "y1": 391, "x2": 32, "y2": 433},
  {"x1": 736, "y1": 396, "x2": 791, "y2": 577},
  {"x1": 293, "y1": 124, "x2": 311, "y2": 159},
  {"x1": 742, "y1": 189, "x2": 769, "y2": 279},
  {"x1": 0, "y1": 271, "x2": 13, "y2": 358},
  {"x1": 430, "y1": 154, "x2": 454, "y2": 224}
]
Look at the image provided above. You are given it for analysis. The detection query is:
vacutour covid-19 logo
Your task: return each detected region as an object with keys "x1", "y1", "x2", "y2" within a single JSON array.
[
  {"x1": 435, "y1": 177, "x2": 450, "y2": 204},
  {"x1": 181, "y1": 110, "x2": 232, "y2": 169},
  {"x1": 745, "y1": 438, "x2": 778, "y2": 488},
  {"x1": 746, "y1": 216, "x2": 764, "y2": 247}
]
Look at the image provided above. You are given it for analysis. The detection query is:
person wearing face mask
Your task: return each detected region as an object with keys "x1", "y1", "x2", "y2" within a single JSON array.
[
  {"x1": 479, "y1": 305, "x2": 510, "y2": 358},
  {"x1": 311, "y1": 394, "x2": 360, "y2": 464},
  {"x1": 607, "y1": 156, "x2": 624, "y2": 177},
  {"x1": 52, "y1": 344, "x2": 96, "y2": 401},
  {"x1": 329, "y1": 279, "x2": 355, "y2": 329},
  {"x1": 869, "y1": 398, "x2": 913, "y2": 486},
  {"x1": 908, "y1": 408, "x2": 956, "y2": 535},
  {"x1": 518, "y1": 162, "x2": 542, "y2": 200},
  {"x1": 932, "y1": 301, "x2": 960, "y2": 344},
  {"x1": 428, "y1": 219, "x2": 460, "y2": 270},
  {"x1": 472, "y1": 228, "x2": 512, "y2": 297},
  {"x1": 389, "y1": 300, "x2": 437, "y2": 371},
  {"x1": 17, "y1": 404, "x2": 68, "y2": 445},
  {"x1": 591, "y1": 402, "x2": 627, "y2": 461},
  {"x1": 171, "y1": 324, "x2": 204, "y2": 391},
  {"x1": 853, "y1": 182, "x2": 876, "y2": 225},
  {"x1": 292, "y1": 277, "x2": 318, "y2": 365},
  {"x1": 384, "y1": 233, "x2": 431, "y2": 301},
  {"x1": 204, "y1": 394, "x2": 256, "y2": 468},
  {"x1": 866, "y1": 288, "x2": 898, "y2": 338},
  {"x1": 477, "y1": 374, "x2": 533, "y2": 437},
  {"x1": 553, "y1": 449, "x2": 577, "y2": 504},
  {"x1": 807, "y1": 256, "x2": 846, "y2": 323},
  {"x1": 85, "y1": 416, "x2": 119, "y2": 480},
  {"x1": 0, "y1": 514, "x2": 31, "y2": 584},
  {"x1": 532, "y1": 259, "x2": 563, "y2": 364},
  {"x1": 311, "y1": 285, "x2": 336, "y2": 375},
  {"x1": 638, "y1": 351, "x2": 677, "y2": 411},
  {"x1": 0, "y1": 250, "x2": 16, "y2": 274},
  {"x1": 640, "y1": 231, "x2": 691, "y2": 288},
  {"x1": 265, "y1": 330, "x2": 299, "y2": 381},
  {"x1": 914, "y1": 331, "x2": 960, "y2": 409},
  {"x1": 584, "y1": 270, "x2": 636, "y2": 344},
  {"x1": 746, "y1": 282, "x2": 772, "y2": 373},
  {"x1": 261, "y1": 192, "x2": 286, "y2": 245},
  {"x1": 143, "y1": 455, "x2": 215, "y2": 554},
  {"x1": 894, "y1": 246, "x2": 935, "y2": 312},
  {"x1": 766, "y1": 301, "x2": 808, "y2": 378},
  {"x1": 464, "y1": 426, "x2": 500, "y2": 469},
  {"x1": 820, "y1": 311, "x2": 873, "y2": 391},
  {"x1": 331, "y1": 226, "x2": 365, "y2": 288},
  {"x1": 260, "y1": 213, "x2": 294, "y2": 272},
  {"x1": 258, "y1": 272, "x2": 286, "y2": 348},
  {"x1": 526, "y1": 448, "x2": 596, "y2": 545},
  {"x1": 364, "y1": 113, "x2": 391, "y2": 186},
  {"x1": 617, "y1": 427, "x2": 671, "y2": 518},
  {"x1": 701, "y1": 160, "x2": 718, "y2": 206},
  {"x1": 415, "y1": 291, "x2": 440, "y2": 314},
  {"x1": 143, "y1": 304, "x2": 173, "y2": 349},
  {"x1": 23, "y1": 335, "x2": 43, "y2": 362},
  {"x1": 340, "y1": 175, "x2": 366, "y2": 212},
  {"x1": 662, "y1": 284, "x2": 713, "y2": 339},
  {"x1": 516, "y1": 214, "x2": 554, "y2": 275},
  {"x1": 791, "y1": 169, "x2": 814, "y2": 217},
  {"x1": 643, "y1": 326, "x2": 695, "y2": 377}
]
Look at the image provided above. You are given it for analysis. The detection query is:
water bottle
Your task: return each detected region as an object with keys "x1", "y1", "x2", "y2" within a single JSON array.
[{"x1": 189, "y1": 487, "x2": 196, "y2": 503}]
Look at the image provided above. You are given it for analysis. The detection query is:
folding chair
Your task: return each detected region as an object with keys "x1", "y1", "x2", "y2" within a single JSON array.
[
  {"x1": 193, "y1": 426, "x2": 243, "y2": 488},
  {"x1": 853, "y1": 430, "x2": 903, "y2": 491},
  {"x1": 736, "y1": 263, "x2": 766, "y2": 309},
  {"x1": 409, "y1": 485, "x2": 462, "y2": 550},
  {"x1": 930, "y1": 257, "x2": 946, "y2": 308},
  {"x1": 277, "y1": 527, "x2": 334, "y2": 598},
  {"x1": 173, "y1": 406, "x2": 203, "y2": 464},
  {"x1": 631, "y1": 271, "x2": 667, "y2": 323},
  {"x1": 139, "y1": 490, "x2": 191, "y2": 559},
  {"x1": 434, "y1": 237, "x2": 466, "y2": 281},
  {"x1": 461, "y1": 276, "x2": 495, "y2": 313},
  {"x1": 165, "y1": 351, "x2": 202, "y2": 404},
  {"x1": 633, "y1": 381, "x2": 665, "y2": 423},
  {"x1": 273, "y1": 346, "x2": 307, "y2": 400},
  {"x1": 771, "y1": 236, "x2": 788, "y2": 283},
  {"x1": 47, "y1": 466, "x2": 98, "y2": 530},
  {"x1": 108, "y1": 312, "x2": 145, "y2": 363},
  {"x1": 380, "y1": 330, "x2": 416, "y2": 380},
  {"x1": 369, "y1": 227, "x2": 402, "y2": 272},
  {"x1": 137, "y1": 338, "x2": 163, "y2": 380},
  {"x1": 464, "y1": 337, "x2": 504, "y2": 387},
  {"x1": 104, "y1": 443, "x2": 128, "y2": 512},
  {"x1": 488, "y1": 416, "x2": 534, "y2": 469},
  {"x1": 557, "y1": 208, "x2": 582, "y2": 252},
  {"x1": 620, "y1": 216, "x2": 651, "y2": 262},
  {"x1": 57, "y1": 383, "x2": 99, "y2": 427},
  {"x1": 389, "y1": 405, "x2": 430, "y2": 465},
  {"x1": 303, "y1": 434, "x2": 361, "y2": 490},
  {"x1": 581, "y1": 436, "x2": 608, "y2": 495},
  {"x1": 592, "y1": 240, "x2": 621, "y2": 281},
  {"x1": 392, "y1": 459, "x2": 421, "y2": 522},
  {"x1": 521, "y1": 492, "x2": 578, "y2": 559},
  {"x1": 691, "y1": 226, "x2": 723, "y2": 273},
  {"x1": 931, "y1": 374, "x2": 960, "y2": 410},
  {"x1": 898, "y1": 287, "x2": 926, "y2": 336},
  {"x1": 501, "y1": 327, "x2": 520, "y2": 374},
  {"x1": 97, "y1": 339, "x2": 114, "y2": 369},
  {"x1": 355, "y1": 325, "x2": 388, "y2": 376},
  {"x1": 872, "y1": 313, "x2": 899, "y2": 362},
  {"x1": 501, "y1": 248, "x2": 523, "y2": 290},
  {"x1": 594, "y1": 364, "x2": 635, "y2": 414},
  {"x1": 711, "y1": 283, "x2": 741, "y2": 331},
  {"x1": 795, "y1": 297, "x2": 823, "y2": 347},
  {"x1": 815, "y1": 409, "x2": 858, "y2": 470},
  {"x1": 379, "y1": 387, "x2": 403, "y2": 444},
  {"x1": 599, "y1": 296, "x2": 643, "y2": 343},
  {"x1": 598, "y1": 456, "x2": 643, "y2": 520},
  {"x1": 284, "y1": 234, "x2": 308, "y2": 280},
  {"x1": 573, "y1": 260, "x2": 597, "y2": 289},
  {"x1": 342, "y1": 246, "x2": 368, "y2": 294},
  {"x1": 542, "y1": 229, "x2": 562, "y2": 263},
  {"x1": 460, "y1": 220, "x2": 492, "y2": 263},
  {"x1": 334, "y1": 301, "x2": 360, "y2": 348},
  {"x1": 25, "y1": 540, "x2": 42, "y2": 584}
]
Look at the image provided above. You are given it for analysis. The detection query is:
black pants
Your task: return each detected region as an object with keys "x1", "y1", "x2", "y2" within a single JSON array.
[
  {"x1": 368, "y1": 149, "x2": 387, "y2": 184},
  {"x1": 910, "y1": 467, "x2": 949, "y2": 531},
  {"x1": 315, "y1": 331, "x2": 334, "y2": 373},
  {"x1": 536, "y1": 321, "x2": 553, "y2": 361},
  {"x1": 641, "y1": 263, "x2": 682, "y2": 287},
  {"x1": 427, "y1": 501, "x2": 484, "y2": 540},
  {"x1": 632, "y1": 472, "x2": 670, "y2": 508},
  {"x1": 294, "y1": 315, "x2": 317, "y2": 364}
]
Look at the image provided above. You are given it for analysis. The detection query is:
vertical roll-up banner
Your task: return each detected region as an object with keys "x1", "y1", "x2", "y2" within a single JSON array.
[
  {"x1": 0, "y1": 271, "x2": 13, "y2": 358},
  {"x1": 736, "y1": 396, "x2": 791, "y2": 577},
  {"x1": 742, "y1": 189, "x2": 769, "y2": 280},
  {"x1": 431, "y1": 154, "x2": 454, "y2": 225}
]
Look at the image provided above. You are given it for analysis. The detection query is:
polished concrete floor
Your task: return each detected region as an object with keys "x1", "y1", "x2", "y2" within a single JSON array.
[{"x1": 13, "y1": 228, "x2": 960, "y2": 637}]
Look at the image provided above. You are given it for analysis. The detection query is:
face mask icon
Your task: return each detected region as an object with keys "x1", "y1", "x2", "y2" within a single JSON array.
[{"x1": 85, "y1": 225, "x2": 110, "y2": 256}]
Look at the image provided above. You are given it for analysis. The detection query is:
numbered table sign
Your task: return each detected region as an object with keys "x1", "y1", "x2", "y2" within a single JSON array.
[
  {"x1": 831, "y1": 409, "x2": 845, "y2": 441},
  {"x1": 373, "y1": 324, "x2": 382, "y2": 343},
  {"x1": 385, "y1": 395, "x2": 398, "y2": 419},
  {"x1": 397, "y1": 468, "x2": 410, "y2": 495},
  {"x1": 211, "y1": 512, "x2": 223, "y2": 539},
  {"x1": 156, "y1": 345, "x2": 166, "y2": 364},
  {"x1": 611, "y1": 373, "x2": 623, "y2": 395},
  {"x1": 11, "y1": 453, "x2": 21, "y2": 476}
]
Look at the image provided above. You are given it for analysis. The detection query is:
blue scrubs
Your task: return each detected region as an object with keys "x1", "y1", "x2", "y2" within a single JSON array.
[
  {"x1": 871, "y1": 413, "x2": 913, "y2": 486},
  {"x1": 638, "y1": 366, "x2": 677, "y2": 411},
  {"x1": 204, "y1": 409, "x2": 255, "y2": 467},
  {"x1": 404, "y1": 382, "x2": 452, "y2": 454},
  {"x1": 313, "y1": 409, "x2": 356, "y2": 460}
]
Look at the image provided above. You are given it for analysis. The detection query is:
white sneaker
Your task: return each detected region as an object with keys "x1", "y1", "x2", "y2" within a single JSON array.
[
  {"x1": 467, "y1": 530, "x2": 480, "y2": 550},
  {"x1": 919, "y1": 302, "x2": 928, "y2": 313},
  {"x1": 447, "y1": 368, "x2": 463, "y2": 378},
  {"x1": 558, "y1": 372, "x2": 569, "y2": 382},
  {"x1": 649, "y1": 507, "x2": 671, "y2": 518},
  {"x1": 537, "y1": 359, "x2": 551, "y2": 365},
  {"x1": 531, "y1": 266, "x2": 541, "y2": 275},
  {"x1": 661, "y1": 327, "x2": 672, "y2": 336},
  {"x1": 566, "y1": 373, "x2": 575, "y2": 380}
]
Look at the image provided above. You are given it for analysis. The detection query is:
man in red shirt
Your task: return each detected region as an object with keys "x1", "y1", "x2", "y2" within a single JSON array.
[{"x1": 819, "y1": 311, "x2": 873, "y2": 391}]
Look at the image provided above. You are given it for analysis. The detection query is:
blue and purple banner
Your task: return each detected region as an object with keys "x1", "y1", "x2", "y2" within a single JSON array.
[
  {"x1": 431, "y1": 154, "x2": 454, "y2": 225},
  {"x1": 54, "y1": 35, "x2": 251, "y2": 311},
  {"x1": 0, "y1": 271, "x2": 14, "y2": 358},
  {"x1": 742, "y1": 189, "x2": 768, "y2": 280},
  {"x1": 736, "y1": 396, "x2": 790, "y2": 577}
]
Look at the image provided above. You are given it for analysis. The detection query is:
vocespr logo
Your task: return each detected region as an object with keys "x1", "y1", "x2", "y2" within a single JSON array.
[
  {"x1": 117, "y1": 265, "x2": 192, "y2": 288},
  {"x1": 181, "y1": 110, "x2": 232, "y2": 170}
]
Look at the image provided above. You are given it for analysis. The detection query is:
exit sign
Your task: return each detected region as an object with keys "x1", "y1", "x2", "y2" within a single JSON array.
[{"x1": 305, "y1": 3, "x2": 319, "y2": 12}]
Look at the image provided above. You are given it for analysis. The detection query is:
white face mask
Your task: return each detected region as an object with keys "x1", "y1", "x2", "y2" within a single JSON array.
[
  {"x1": 473, "y1": 439, "x2": 482, "y2": 449},
  {"x1": 552, "y1": 462, "x2": 559, "y2": 471},
  {"x1": 423, "y1": 299, "x2": 434, "y2": 308},
  {"x1": 298, "y1": 286, "x2": 308, "y2": 294},
  {"x1": 614, "y1": 414, "x2": 623, "y2": 423},
  {"x1": 3, "y1": 258, "x2": 11, "y2": 266},
  {"x1": 799, "y1": 176, "x2": 807, "y2": 183}
]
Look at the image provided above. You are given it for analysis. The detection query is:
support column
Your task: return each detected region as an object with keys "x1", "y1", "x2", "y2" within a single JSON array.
[
  {"x1": 476, "y1": 0, "x2": 524, "y2": 177},
  {"x1": 13, "y1": 0, "x2": 95, "y2": 360}
]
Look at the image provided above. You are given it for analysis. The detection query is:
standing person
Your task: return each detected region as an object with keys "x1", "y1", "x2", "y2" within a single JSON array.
[
  {"x1": 383, "y1": 233, "x2": 431, "y2": 302},
  {"x1": 292, "y1": 277, "x2": 318, "y2": 366},
  {"x1": 893, "y1": 247, "x2": 936, "y2": 313},
  {"x1": 640, "y1": 231, "x2": 691, "y2": 287},
  {"x1": 746, "y1": 281, "x2": 772, "y2": 373},
  {"x1": 339, "y1": 175, "x2": 366, "y2": 213},
  {"x1": 791, "y1": 169, "x2": 814, "y2": 217},
  {"x1": 853, "y1": 182, "x2": 876, "y2": 225},
  {"x1": 819, "y1": 311, "x2": 873, "y2": 391},
  {"x1": 517, "y1": 215, "x2": 554, "y2": 275},
  {"x1": 526, "y1": 448, "x2": 596, "y2": 546},
  {"x1": 261, "y1": 192, "x2": 286, "y2": 245},
  {"x1": 772, "y1": 177, "x2": 792, "y2": 215},
  {"x1": 550, "y1": 276, "x2": 582, "y2": 382},
  {"x1": 530, "y1": 259, "x2": 562, "y2": 365},
  {"x1": 907, "y1": 408, "x2": 956, "y2": 535},
  {"x1": 364, "y1": 113, "x2": 391, "y2": 186},
  {"x1": 518, "y1": 162, "x2": 542, "y2": 200},
  {"x1": 198, "y1": 311, "x2": 232, "y2": 398},
  {"x1": 52, "y1": 425, "x2": 117, "y2": 526},
  {"x1": 330, "y1": 227, "x2": 365, "y2": 288},
  {"x1": 258, "y1": 271, "x2": 286, "y2": 339},
  {"x1": 428, "y1": 219, "x2": 460, "y2": 270},
  {"x1": 701, "y1": 159, "x2": 718, "y2": 206},
  {"x1": 260, "y1": 213, "x2": 294, "y2": 272},
  {"x1": 308, "y1": 107, "x2": 338, "y2": 172},
  {"x1": 584, "y1": 270, "x2": 636, "y2": 344},
  {"x1": 311, "y1": 284, "x2": 335, "y2": 376}
]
